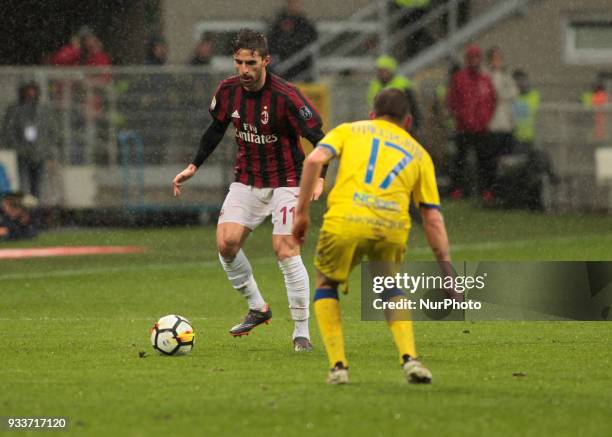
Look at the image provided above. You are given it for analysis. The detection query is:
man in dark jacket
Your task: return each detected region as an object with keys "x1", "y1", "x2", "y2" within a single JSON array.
[
  {"x1": 267, "y1": 0, "x2": 318, "y2": 82},
  {"x1": 2, "y1": 82, "x2": 59, "y2": 199}
]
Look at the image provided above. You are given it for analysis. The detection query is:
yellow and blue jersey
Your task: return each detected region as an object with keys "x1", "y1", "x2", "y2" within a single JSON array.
[{"x1": 318, "y1": 119, "x2": 440, "y2": 244}]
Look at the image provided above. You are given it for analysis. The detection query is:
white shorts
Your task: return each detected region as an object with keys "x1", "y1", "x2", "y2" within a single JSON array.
[{"x1": 218, "y1": 182, "x2": 300, "y2": 235}]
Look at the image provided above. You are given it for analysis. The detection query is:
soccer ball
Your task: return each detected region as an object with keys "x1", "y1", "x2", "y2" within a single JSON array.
[{"x1": 150, "y1": 315, "x2": 194, "y2": 356}]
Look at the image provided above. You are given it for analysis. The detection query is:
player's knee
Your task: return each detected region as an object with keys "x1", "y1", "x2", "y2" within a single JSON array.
[
  {"x1": 273, "y1": 240, "x2": 299, "y2": 261},
  {"x1": 316, "y1": 270, "x2": 339, "y2": 289},
  {"x1": 274, "y1": 247, "x2": 293, "y2": 261},
  {"x1": 218, "y1": 237, "x2": 241, "y2": 259}
]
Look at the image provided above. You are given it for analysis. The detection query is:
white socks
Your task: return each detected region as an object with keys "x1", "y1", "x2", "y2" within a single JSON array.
[
  {"x1": 219, "y1": 250, "x2": 266, "y2": 310},
  {"x1": 278, "y1": 255, "x2": 310, "y2": 340},
  {"x1": 219, "y1": 251, "x2": 310, "y2": 340}
]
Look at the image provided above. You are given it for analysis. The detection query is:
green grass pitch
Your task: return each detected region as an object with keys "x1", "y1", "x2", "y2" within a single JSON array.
[{"x1": 1, "y1": 202, "x2": 611, "y2": 436}]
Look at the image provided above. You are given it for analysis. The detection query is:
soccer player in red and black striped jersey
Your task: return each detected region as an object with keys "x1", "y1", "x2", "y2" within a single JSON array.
[{"x1": 172, "y1": 28, "x2": 325, "y2": 351}]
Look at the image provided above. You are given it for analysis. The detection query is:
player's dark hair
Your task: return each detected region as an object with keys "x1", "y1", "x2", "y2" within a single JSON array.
[
  {"x1": 373, "y1": 88, "x2": 409, "y2": 121},
  {"x1": 232, "y1": 28, "x2": 269, "y2": 57}
]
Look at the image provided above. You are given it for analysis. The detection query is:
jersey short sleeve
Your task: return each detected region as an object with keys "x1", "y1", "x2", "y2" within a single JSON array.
[
  {"x1": 287, "y1": 89, "x2": 324, "y2": 145},
  {"x1": 412, "y1": 152, "x2": 441, "y2": 209},
  {"x1": 317, "y1": 123, "x2": 352, "y2": 158},
  {"x1": 208, "y1": 81, "x2": 230, "y2": 124}
]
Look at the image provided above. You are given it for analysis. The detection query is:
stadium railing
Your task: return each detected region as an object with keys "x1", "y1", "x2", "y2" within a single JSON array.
[
  {"x1": 538, "y1": 102, "x2": 612, "y2": 212},
  {"x1": 0, "y1": 66, "x2": 369, "y2": 212},
  {"x1": 0, "y1": 66, "x2": 609, "y2": 213}
]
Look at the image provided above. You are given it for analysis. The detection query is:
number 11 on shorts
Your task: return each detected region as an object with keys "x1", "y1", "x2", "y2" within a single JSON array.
[{"x1": 280, "y1": 206, "x2": 295, "y2": 225}]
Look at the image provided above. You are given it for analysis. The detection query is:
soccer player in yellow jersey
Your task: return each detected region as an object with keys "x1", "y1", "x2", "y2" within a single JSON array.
[{"x1": 293, "y1": 88, "x2": 451, "y2": 384}]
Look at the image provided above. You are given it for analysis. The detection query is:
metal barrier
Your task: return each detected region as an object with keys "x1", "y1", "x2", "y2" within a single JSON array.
[
  {"x1": 0, "y1": 66, "x2": 225, "y2": 165},
  {"x1": 537, "y1": 103, "x2": 612, "y2": 212},
  {"x1": 0, "y1": 66, "x2": 610, "y2": 212},
  {"x1": 118, "y1": 130, "x2": 144, "y2": 209},
  {"x1": 0, "y1": 66, "x2": 237, "y2": 211}
]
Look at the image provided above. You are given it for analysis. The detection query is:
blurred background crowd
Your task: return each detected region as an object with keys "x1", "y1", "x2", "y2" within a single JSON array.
[{"x1": 1, "y1": 0, "x2": 611, "y2": 240}]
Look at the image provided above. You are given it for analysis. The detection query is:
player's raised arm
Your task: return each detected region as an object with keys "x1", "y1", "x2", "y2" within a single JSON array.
[{"x1": 292, "y1": 146, "x2": 334, "y2": 244}]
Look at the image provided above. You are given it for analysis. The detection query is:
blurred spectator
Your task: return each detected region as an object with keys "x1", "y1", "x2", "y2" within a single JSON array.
[
  {"x1": 188, "y1": 33, "x2": 215, "y2": 66},
  {"x1": 367, "y1": 55, "x2": 422, "y2": 134},
  {"x1": 433, "y1": 57, "x2": 460, "y2": 131},
  {"x1": 391, "y1": 0, "x2": 435, "y2": 59},
  {"x1": 446, "y1": 44, "x2": 496, "y2": 199},
  {"x1": 2, "y1": 82, "x2": 59, "y2": 199},
  {"x1": 431, "y1": 58, "x2": 461, "y2": 178},
  {"x1": 581, "y1": 75, "x2": 608, "y2": 109},
  {"x1": 140, "y1": 35, "x2": 175, "y2": 163},
  {"x1": 145, "y1": 34, "x2": 168, "y2": 65},
  {"x1": 51, "y1": 27, "x2": 111, "y2": 164},
  {"x1": 0, "y1": 193, "x2": 37, "y2": 241},
  {"x1": 582, "y1": 74, "x2": 609, "y2": 142},
  {"x1": 485, "y1": 46, "x2": 517, "y2": 202},
  {"x1": 268, "y1": 0, "x2": 318, "y2": 82},
  {"x1": 51, "y1": 26, "x2": 112, "y2": 93},
  {"x1": 52, "y1": 26, "x2": 111, "y2": 69},
  {"x1": 512, "y1": 69, "x2": 540, "y2": 148},
  {"x1": 495, "y1": 69, "x2": 555, "y2": 211},
  {"x1": 187, "y1": 33, "x2": 215, "y2": 125}
]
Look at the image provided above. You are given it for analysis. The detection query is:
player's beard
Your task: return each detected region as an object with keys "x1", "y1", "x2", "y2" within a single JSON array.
[{"x1": 240, "y1": 68, "x2": 263, "y2": 91}]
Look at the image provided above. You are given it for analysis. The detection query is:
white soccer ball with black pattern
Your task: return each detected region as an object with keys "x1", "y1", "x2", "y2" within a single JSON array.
[{"x1": 150, "y1": 315, "x2": 194, "y2": 356}]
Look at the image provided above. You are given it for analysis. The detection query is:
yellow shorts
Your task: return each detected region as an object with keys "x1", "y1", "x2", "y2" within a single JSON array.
[{"x1": 314, "y1": 230, "x2": 406, "y2": 285}]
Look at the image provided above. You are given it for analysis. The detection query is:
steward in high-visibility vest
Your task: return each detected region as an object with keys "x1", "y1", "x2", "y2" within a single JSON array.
[
  {"x1": 582, "y1": 82, "x2": 609, "y2": 141},
  {"x1": 394, "y1": 0, "x2": 431, "y2": 8},
  {"x1": 512, "y1": 70, "x2": 540, "y2": 145},
  {"x1": 581, "y1": 89, "x2": 608, "y2": 109},
  {"x1": 367, "y1": 55, "x2": 421, "y2": 132}
]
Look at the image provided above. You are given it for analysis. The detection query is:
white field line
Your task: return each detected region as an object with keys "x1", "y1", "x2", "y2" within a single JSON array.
[
  {"x1": 1, "y1": 233, "x2": 611, "y2": 283},
  {"x1": 0, "y1": 257, "x2": 274, "y2": 282},
  {"x1": 0, "y1": 316, "x2": 210, "y2": 321}
]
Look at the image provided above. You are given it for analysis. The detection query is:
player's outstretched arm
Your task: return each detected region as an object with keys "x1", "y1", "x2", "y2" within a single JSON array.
[
  {"x1": 293, "y1": 147, "x2": 333, "y2": 244},
  {"x1": 420, "y1": 207, "x2": 451, "y2": 263},
  {"x1": 173, "y1": 118, "x2": 228, "y2": 197},
  {"x1": 421, "y1": 207, "x2": 464, "y2": 301},
  {"x1": 172, "y1": 164, "x2": 197, "y2": 197}
]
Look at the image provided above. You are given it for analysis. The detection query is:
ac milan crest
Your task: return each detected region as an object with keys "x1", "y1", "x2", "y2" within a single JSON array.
[{"x1": 261, "y1": 108, "x2": 269, "y2": 125}]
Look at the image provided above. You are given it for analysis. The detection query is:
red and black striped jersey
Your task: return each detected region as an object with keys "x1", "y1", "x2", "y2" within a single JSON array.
[{"x1": 209, "y1": 73, "x2": 324, "y2": 188}]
